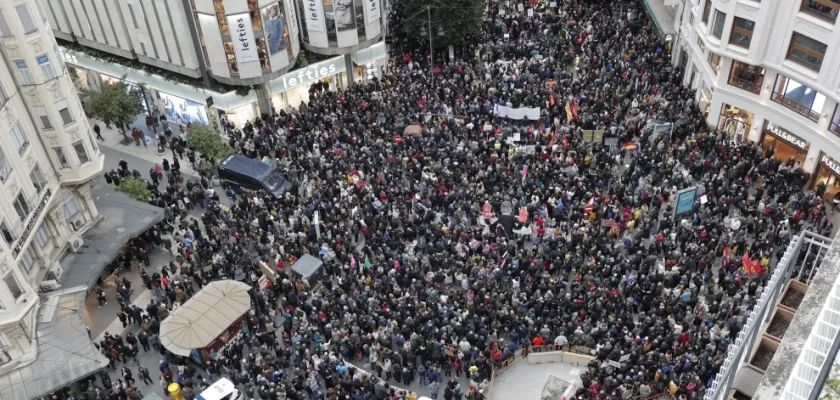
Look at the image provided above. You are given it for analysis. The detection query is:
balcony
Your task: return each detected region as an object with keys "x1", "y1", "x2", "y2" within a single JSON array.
[{"x1": 8, "y1": 187, "x2": 56, "y2": 257}]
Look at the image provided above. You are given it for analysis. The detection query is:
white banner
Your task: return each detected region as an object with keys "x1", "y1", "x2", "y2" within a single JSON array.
[
  {"x1": 493, "y1": 104, "x2": 540, "y2": 120},
  {"x1": 285, "y1": 0, "x2": 299, "y2": 36},
  {"x1": 227, "y1": 14, "x2": 259, "y2": 63},
  {"x1": 302, "y1": 0, "x2": 326, "y2": 32},
  {"x1": 363, "y1": 0, "x2": 381, "y2": 25}
]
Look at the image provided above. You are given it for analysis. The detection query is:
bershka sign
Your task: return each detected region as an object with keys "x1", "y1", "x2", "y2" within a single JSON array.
[
  {"x1": 364, "y1": 0, "x2": 381, "y2": 25},
  {"x1": 304, "y1": 0, "x2": 326, "y2": 32},
  {"x1": 227, "y1": 14, "x2": 259, "y2": 63},
  {"x1": 274, "y1": 57, "x2": 345, "y2": 90},
  {"x1": 764, "y1": 121, "x2": 808, "y2": 150},
  {"x1": 821, "y1": 154, "x2": 840, "y2": 177}
]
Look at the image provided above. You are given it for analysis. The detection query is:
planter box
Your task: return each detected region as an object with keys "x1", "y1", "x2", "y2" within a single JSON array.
[
  {"x1": 779, "y1": 279, "x2": 809, "y2": 312},
  {"x1": 764, "y1": 307, "x2": 795, "y2": 342},
  {"x1": 750, "y1": 337, "x2": 780, "y2": 372}
]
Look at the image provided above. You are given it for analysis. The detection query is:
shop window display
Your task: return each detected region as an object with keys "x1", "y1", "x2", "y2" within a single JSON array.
[
  {"x1": 718, "y1": 103, "x2": 753, "y2": 140},
  {"x1": 728, "y1": 61, "x2": 763, "y2": 94}
]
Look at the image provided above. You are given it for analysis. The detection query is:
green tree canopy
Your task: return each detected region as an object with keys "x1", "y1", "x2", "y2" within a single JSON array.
[
  {"x1": 186, "y1": 124, "x2": 234, "y2": 176},
  {"x1": 83, "y1": 80, "x2": 140, "y2": 141},
  {"x1": 115, "y1": 177, "x2": 151, "y2": 202},
  {"x1": 401, "y1": 0, "x2": 485, "y2": 47}
]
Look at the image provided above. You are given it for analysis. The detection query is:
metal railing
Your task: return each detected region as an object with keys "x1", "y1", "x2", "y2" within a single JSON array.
[{"x1": 704, "y1": 230, "x2": 833, "y2": 400}]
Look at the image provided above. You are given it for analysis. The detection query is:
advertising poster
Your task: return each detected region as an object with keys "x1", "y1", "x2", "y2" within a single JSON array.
[
  {"x1": 284, "y1": 0, "x2": 300, "y2": 51},
  {"x1": 363, "y1": 0, "x2": 380, "y2": 25},
  {"x1": 159, "y1": 92, "x2": 209, "y2": 126},
  {"x1": 673, "y1": 186, "x2": 697, "y2": 219},
  {"x1": 227, "y1": 13, "x2": 259, "y2": 63},
  {"x1": 328, "y1": 0, "x2": 356, "y2": 32},
  {"x1": 303, "y1": 0, "x2": 326, "y2": 32},
  {"x1": 262, "y1": 2, "x2": 290, "y2": 62}
]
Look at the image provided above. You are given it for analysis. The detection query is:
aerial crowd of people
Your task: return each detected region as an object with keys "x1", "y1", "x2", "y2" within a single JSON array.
[{"x1": 50, "y1": 0, "x2": 840, "y2": 399}]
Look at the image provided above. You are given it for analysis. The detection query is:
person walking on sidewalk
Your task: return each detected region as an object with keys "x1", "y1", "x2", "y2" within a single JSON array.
[
  {"x1": 94, "y1": 123, "x2": 104, "y2": 141},
  {"x1": 138, "y1": 366, "x2": 154, "y2": 385},
  {"x1": 138, "y1": 331, "x2": 151, "y2": 352},
  {"x1": 122, "y1": 366, "x2": 136, "y2": 385},
  {"x1": 96, "y1": 286, "x2": 107, "y2": 308}
]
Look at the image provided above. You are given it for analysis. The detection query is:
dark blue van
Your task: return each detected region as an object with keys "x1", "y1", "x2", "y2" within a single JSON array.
[{"x1": 217, "y1": 155, "x2": 292, "y2": 198}]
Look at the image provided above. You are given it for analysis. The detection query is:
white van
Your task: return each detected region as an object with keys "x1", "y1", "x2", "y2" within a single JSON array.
[{"x1": 196, "y1": 378, "x2": 245, "y2": 400}]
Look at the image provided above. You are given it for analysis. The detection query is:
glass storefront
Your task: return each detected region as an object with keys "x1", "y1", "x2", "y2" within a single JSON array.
[
  {"x1": 812, "y1": 153, "x2": 840, "y2": 202},
  {"x1": 718, "y1": 103, "x2": 753, "y2": 140},
  {"x1": 759, "y1": 121, "x2": 809, "y2": 165}
]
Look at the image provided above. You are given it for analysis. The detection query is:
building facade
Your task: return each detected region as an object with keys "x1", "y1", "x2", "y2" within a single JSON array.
[
  {"x1": 0, "y1": 0, "x2": 103, "y2": 373},
  {"x1": 671, "y1": 0, "x2": 840, "y2": 199},
  {"x1": 40, "y1": 0, "x2": 384, "y2": 116}
]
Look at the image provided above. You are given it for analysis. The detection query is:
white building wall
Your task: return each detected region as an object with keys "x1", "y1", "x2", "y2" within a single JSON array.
[
  {"x1": 679, "y1": 0, "x2": 840, "y2": 172},
  {"x1": 0, "y1": 0, "x2": 103, "y2": 371}
]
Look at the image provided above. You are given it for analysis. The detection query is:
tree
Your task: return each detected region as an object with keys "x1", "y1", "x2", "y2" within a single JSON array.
[
  {"x1": 83, "y1": 80, "x2": 141, "y2": 143},
  {"x1": 402, "y1": 0, "x2": 484, "y2": 48},
  {"x1": 115, "y1": 177, "x2": 151, "y2": 203},
  {"x1": 186, "y1": 124, "x2": 235, "y2": 177}
]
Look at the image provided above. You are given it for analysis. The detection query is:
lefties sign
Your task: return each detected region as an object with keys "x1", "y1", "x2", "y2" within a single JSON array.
[
  {"x1": 227, "y1": 14, "x2": 259, "y2": 63},
  {"x1": 274, "y1": 57, "x2": 345, "y2": 91},
  {"x1": 304, "y1": 0, "x2": 326, "y2": 32},
  {"x1": 364, "y1": 0, "x2": 381, "y2": 25}
]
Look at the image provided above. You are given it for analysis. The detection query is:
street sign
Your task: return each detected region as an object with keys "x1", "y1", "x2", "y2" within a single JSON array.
[{"x1": 206, "y1": 96, "x2": 214, "y2": 107}]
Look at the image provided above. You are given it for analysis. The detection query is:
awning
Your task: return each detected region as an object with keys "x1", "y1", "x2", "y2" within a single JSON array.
[
  {"x1": 0, "y1": 286, "x2": 109, "y2": 400},
  {"x1": 59, "y1": 180, "x2": 165, "y2": 291},
  {"x1": 160, "y1": 280, "x2": 252, "y2": 356}
]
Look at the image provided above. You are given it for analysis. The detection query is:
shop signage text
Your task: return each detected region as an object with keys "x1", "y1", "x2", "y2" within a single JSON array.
[
  {"x1": 821, "y1": 154, "x2": 840, "y2": 177},
  {"x1": 364, "y1": 0, "x2": 381, "y2": 25},
  {"x1": 14, "y1": 188, "x2": 53, "y2": 254},
  {"x1": 765, "y1": 122, "x2": 808, "y2": 150},
  {"x1": 305, "y1": 0, "x2": 326, "y2": 32},
  {"x1": 227, "y1": 14, "x2": 259, "y2": 63},
  {"x1": 275, "y1": 58, "x2": 344, "y2": 91}
]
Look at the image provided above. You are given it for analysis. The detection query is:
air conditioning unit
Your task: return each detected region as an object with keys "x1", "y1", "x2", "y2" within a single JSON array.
[
  {"x1": 47, "y1": 262, "x2": 64, "y2": 280},
  {"x1": 69, "y1": 236, "x2": 84, "y2": 252},
  {"x1": 40, "y1": 280, "x2": 61, "y2": 292},
  {"x1": 71, "y1": 219, "x2": 85, "y2": 231}
]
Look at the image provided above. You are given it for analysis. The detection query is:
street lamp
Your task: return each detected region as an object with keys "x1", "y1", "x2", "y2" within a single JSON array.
[{"x1": 420, "y1": 5, "x2": 443, "y2": 87}]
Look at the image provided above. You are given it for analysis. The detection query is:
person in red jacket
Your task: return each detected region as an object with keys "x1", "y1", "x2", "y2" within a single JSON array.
[{"x1": 532, "y1": 335, "x2": 544, "y2": 347}]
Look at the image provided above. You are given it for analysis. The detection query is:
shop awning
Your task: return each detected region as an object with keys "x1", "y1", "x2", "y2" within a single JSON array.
[
  {"x1": 160, "y1": 281, "x2": 252, "y2": 357},
  {"x1": 59, "y1": 180, "x2": 165, "y2": 292},
  {"x1": 0, "y1": 286, "x2": 109, "y2": 400}
]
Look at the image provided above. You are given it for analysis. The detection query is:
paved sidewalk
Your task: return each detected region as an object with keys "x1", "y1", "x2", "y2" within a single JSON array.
[{"x1": 91, "y1": 115, "x2": 202, "y2": 178}]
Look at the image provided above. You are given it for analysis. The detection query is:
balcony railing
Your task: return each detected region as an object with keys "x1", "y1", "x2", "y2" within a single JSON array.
[
  {"x1": 10, "y1": 186, "x2": 55, "y2": 256},
  {"x1": 772, "y1": 93, "x2": 821, "y2": 122},
  {"x1": 728, "y1": 75, "x2": 762, "y2": 94}
]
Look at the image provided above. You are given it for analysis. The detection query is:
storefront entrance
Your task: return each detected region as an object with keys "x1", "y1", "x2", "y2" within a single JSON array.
[
  {"x1": 812, "y1": 153, "x2": 840, "y2": 201},
  {"x1": 718, "y1": 103, "x2": 753, "y2": 140},
  {"x1": 760, "y1": 121, "x2": 809, "y2": 165}
]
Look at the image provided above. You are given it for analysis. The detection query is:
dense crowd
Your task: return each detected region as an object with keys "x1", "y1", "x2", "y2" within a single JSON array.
[{"x1": 53, "y1": 0, "x2": 839, "y2": 399}]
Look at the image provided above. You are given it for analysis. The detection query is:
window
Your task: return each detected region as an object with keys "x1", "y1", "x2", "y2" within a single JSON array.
[
  {"x1": 801, "y1": 0, "x2": 840, "y2": 22},
  {"x1": 0, "y1": 221, "x2": 14, "y2": 244},
  {"x1": 772, "y1": 74, "x2": 826, "y2": 121},
  {"x1": 830, "y1": 105, "x2": 840, "y2": 136},
  {"x1": 708, "y1": 52, "x2": 721, "y2": 75},
  {"x1": 10, "y1": 123, "x2": 28, "y2": 155},
  {"x1": 34, "y1": 106, "x2": 52, "y2": 130},
  {"x1": 730, "y1": 17, "x2": 755, "y2": 48},
  {"x1": 13, "y1": 192, "x2": 30, "y2": 222},
  {"x1": 54, "y1": 148, "x2": 69, "y2": 169},
  {"x1": 61, "y1": 194, "x2": 79, "y2": 219},
  {"x1": 0, "y1": 85, "x2": 6, "y2": 108},
  {"x1": 712, "y1": 10, "x2": 726, "y2": 39},
  {"x1": 30, "y1": 166, "x2": 46, "y2": 193},
  {"x1": 697, "y1": 37, "x2": 707, "y2": 53},
  {"x1": 19, "y1": 246, "x2": 35, "y2": 273},
  {"x1": 787, "y1": 32, "x2": 827, "y2": 71},
  {"x1": 15, "y1": 4, "x2": 37, "y2": 34},
  {"x1": 35, "y1": 223, "x2": 50, "y2": 248},
  {"x1": 728, "y1": 61, "x2": 765, "y2": 94},
  {"x1": 36, "y1": 54, "x2": 56, "y2": 81},
  {"x1": 702, "y1": 0, "x2": 712, "y2": 24},
  {"x1": 73, "y1": 141, "x2": 89, "y2": 164},
  {"x1": 56, "y1": 99, "x2": 73, "y2": 125},
  {"x1": 34, "y1": 0, "x2": 47, "y2": 23},
  {"x1": 0, "y1": 147, "x2": 11, "y2": 183},
  {"x1": 4, "y1": 273, "x2": 23, "y2": 301},
  {"x1": 0, "y1": 10, "x2": 13, "y2": 37},
  {"x1": 14, "y1": 61, "x2": 33, "y2": 86}
]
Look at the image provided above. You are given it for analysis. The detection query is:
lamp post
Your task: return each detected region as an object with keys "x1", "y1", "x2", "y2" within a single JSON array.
[{"x1": 419, "y1": 6, "x2": 444, "y2": 87}]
